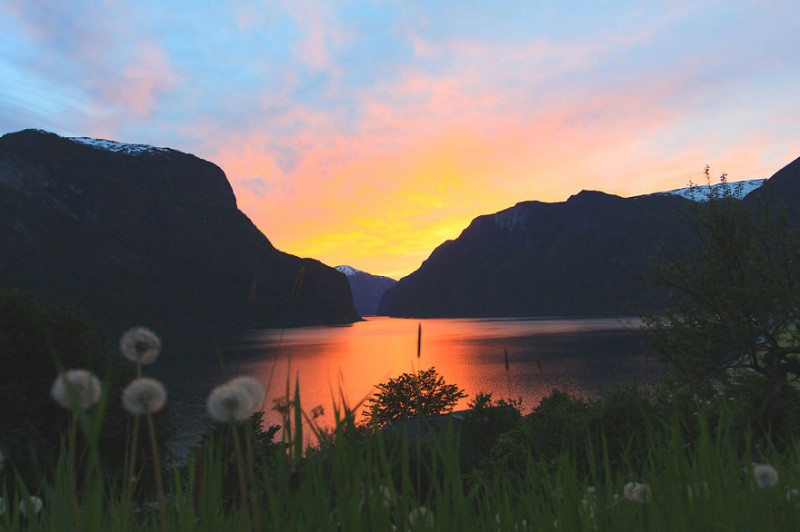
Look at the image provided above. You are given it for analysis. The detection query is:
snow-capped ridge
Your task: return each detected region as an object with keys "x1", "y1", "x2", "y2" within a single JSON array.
[
  {"x1": 646, "y1": 179, "x2": 766, "y2": 202},
  {"x1": 68, "y1": 136, "x2": 171, "y2": 156},
  {"x1": 335, "y1": 265, "x2": 360, "y2": 277}
]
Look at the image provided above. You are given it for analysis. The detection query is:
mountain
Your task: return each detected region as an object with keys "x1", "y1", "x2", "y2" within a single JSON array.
[
  {"x1": 335, "y1": 265, "x2": 396, "y2": 316},
  {"x1": 744, "y1": 155, "x2": 800, "y2": 226},
  {"x1": 0, "y1": 129, "x2": 359, "y2": 339},
  {"x1": 378, "y1": 157, "x2": 800, "y2": 319}
]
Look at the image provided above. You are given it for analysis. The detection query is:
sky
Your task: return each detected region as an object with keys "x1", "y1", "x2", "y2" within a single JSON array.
[{"x1": 1, "y1": 1, "x2": 799, "y2": 279}]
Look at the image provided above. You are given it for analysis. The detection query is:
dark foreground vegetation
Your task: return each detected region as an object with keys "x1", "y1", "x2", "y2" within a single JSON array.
[{"x1": 2, "y1": 174, "x2": 800, "y2": 530}]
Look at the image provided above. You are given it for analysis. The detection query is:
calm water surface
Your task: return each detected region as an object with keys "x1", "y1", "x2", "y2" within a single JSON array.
[{"x1": 157, "y1": 316, "x2": 663, "y2": 455}]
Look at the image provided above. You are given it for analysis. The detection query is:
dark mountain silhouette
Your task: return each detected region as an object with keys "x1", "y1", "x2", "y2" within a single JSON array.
[
  {"x1": 0, "y1": 129, "x2": 359, "y2": 340},
  {"x1": 379, "y1": 156, "x2": 800, "y2": 319},
  {"x1": 335, "y1": 265, "x2": 396, "y2": 316},
  {"x1": 744, "y1": 155, "x2": 800, "y2": 225}
]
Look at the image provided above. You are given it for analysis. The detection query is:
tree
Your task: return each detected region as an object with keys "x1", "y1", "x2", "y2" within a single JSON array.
[
  {"x1": 642, "y1": 168, "x2": 800, "y2": 396},
  {"x1": 364, "y1": 367, "x2": 466, "y2": 426}
]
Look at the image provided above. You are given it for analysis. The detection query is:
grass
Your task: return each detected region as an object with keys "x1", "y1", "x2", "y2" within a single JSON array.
[{"x1": 2, "y1": 379, "x2": 800, "y2": 531}]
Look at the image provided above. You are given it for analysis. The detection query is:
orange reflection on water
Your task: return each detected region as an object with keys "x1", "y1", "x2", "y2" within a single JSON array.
[{"x1": 233, "y1": 316, "x2": 656, "y2": 437}]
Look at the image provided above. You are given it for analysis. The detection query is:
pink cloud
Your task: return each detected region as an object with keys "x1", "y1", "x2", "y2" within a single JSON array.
[
  {"x1": 99, "y1": 42, "x2": 178, "y2": 118},
  {"x1": 280, "y1": 0, "x2": 352, "y2": 75}
]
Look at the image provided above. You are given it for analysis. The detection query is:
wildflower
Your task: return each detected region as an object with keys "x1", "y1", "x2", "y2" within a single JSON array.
[
  {"x1": 408, "y1": 506, "x2": 434, "y2": 528},
  {"x1": 753, "y1": 464, "x2": 779, "y2": 488},
  {"x1": 51, "y1": 369, "x2": 101, "y2": 410},
  {"x1": 119, "y1": 327, "x2": 161, "y2": 364},
  {"x1": 19, "y1": 496, "x2": 43, "y2": 516},
  {"x1": 228, "y1": 375, "x2": 266, "y2": 413},
  {"x1": 122, "y1": 378, "x2": 167, "y2": 415},
  {"x1": 581, "y1": 486, "x2": 597, "y2": 518},
  {"x1": 378, "y1": 484, "x2": 394, "y2": 510},
  {"x1": 623, "y1": 482, "x2": 651, "y2": 503},
  {"x1": 207, "y1": 383, "x2": 252, "y2": 422},
  {"x1": 786, "y1": 488, "x2": 800, "y2": 508}
]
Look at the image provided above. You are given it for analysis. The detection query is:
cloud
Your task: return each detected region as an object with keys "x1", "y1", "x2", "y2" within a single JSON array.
[
  {"x1": 98, "y1": 41, "x2": 178, "y2": 117},
  {"x1": 238, "y1": 176, "x2": 275, "y2": 197},
  {"x1": 280, "y1": 0, "x2": 352, "y2": 75}
]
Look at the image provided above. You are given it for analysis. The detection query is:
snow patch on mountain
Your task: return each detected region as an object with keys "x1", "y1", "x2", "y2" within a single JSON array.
[
  {"x1": 649, "y1": 179, "x2": 766, "y2": 201},
  {"x1": 335, "y1": 265, "x2": 360, "y2": 276},
  {"x1": 68, "y1": 136, "x2": 171, "y2": 156}
]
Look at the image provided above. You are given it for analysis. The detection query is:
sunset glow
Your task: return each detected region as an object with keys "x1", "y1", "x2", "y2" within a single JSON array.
[{"x1": 2, "y1": 2, "x2": 798, "y2": 279}]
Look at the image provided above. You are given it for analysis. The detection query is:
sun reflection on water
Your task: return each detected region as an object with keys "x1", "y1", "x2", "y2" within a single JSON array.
[{"x1": 230, "y1": 316, "x2": 660, "y2": 437}]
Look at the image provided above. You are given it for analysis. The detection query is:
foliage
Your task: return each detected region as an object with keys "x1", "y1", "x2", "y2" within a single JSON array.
[
  {"x1": 471, "y1": 386, "x2": 703, "y2": 484},
  {"x1": 707, "y1": 372, "x2": 800, "y2": 451},
  {"x1": 3, "y1": 372, "x2": 800, "y2": 529},
  {"x1": 0, "y1": 291, "x2": 168, "y2": 490},
  {"x1": 191, "y1": 411, "x2": 282, "y2": 511},
  {"x1": 643, "y1": 168, "x2": 800, "y2": 395},
  {"x1": 363, "y1": 366, "x2": 466, "y2": 426},
  {"x1": 460, "y1": 392, "x2": 523, "y2": 473}
]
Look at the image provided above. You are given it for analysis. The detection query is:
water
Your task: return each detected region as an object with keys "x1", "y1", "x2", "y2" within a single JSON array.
[{"x1": 155, "y1": 316, "x2": 663, "y2": 455}]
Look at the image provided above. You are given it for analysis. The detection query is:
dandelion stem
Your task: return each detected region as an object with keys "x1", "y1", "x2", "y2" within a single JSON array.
[
  {"x1": 230, "y1": 422, "x2": 251, "y2": 532},
  {"x1": 244, "y1": 421, "x2": 261, "y2": 532},
  {"x1": 68, "y1": 413, "x2": 81, "y2": 530},
  {"x1": 122, "y1": 414, "x2": 141, "y2": 532},
  {"x1": 145, "y1": 413, "x2": 167, "y2": 532}
]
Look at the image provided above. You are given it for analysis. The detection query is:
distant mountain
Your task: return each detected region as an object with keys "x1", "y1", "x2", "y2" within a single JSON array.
[
  {"x1": 335, "y1": 265, "x2": 396, "y2": 316},
  {"x1": 379, "y1": 156, "x2": 800, "y2": 319},
  {"x1": 0, "y1": 129, "x2": 359, "y2": 339}
]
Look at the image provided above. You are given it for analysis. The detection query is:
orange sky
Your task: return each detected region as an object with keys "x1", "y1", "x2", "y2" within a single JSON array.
[{"x1": 210, "y1": 94, "x2": 798, "y2": 279}]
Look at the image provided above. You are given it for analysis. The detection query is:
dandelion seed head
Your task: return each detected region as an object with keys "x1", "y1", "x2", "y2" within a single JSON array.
[
  {"x1": 51, "y1": 369, "x2": 101, "y2": 410},
  {"x1": 119, "y1": 327, "x2": 161, "y2": 364},
  {"x1": 623, "y1": 481, "x2": 651, "y2": 503},
  {"x1": 581, "y1": 496, "x2": 596, "y2": 519},
  {"x1": 378, "y1": 484, "x2": 393, "y2": 509},
  {"x1": 228, "y1": 375, "x2": 265, "y2": 413},
  {"x1": 122, "y1": 377, "x2": 167, "y2": 415},
  {"x1": 207, "y1": 383, "x2": 252, "y2": 422},
  {"x1": 19, "y1": 496, "x2": 42, "y2": 515},
  {"x1": 753, "y1": 463, "x2": 779, "y2": 488},
  {"x1": 408, "y1": 506, "x2": 434, "y2": 528},
  {"x1": 786, "y1": 488, "x2": 800, "y2": 508}
]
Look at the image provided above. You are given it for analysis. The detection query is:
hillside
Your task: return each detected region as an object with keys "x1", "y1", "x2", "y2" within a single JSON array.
[
  {"x1": 379, "y1": 156, "x2": 800, "y2": 318},
  {"x1": 0, "y1": 129, "x2": 359, "y2": 338}
]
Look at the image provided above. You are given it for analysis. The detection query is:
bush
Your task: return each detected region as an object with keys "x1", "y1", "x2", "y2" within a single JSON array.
[
  {"x1": 363, "y1": 367, "x2": 466, "y2": 426},
  {"x1": 460, "y1": 392, "x2": 523, "y2": 473}
]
